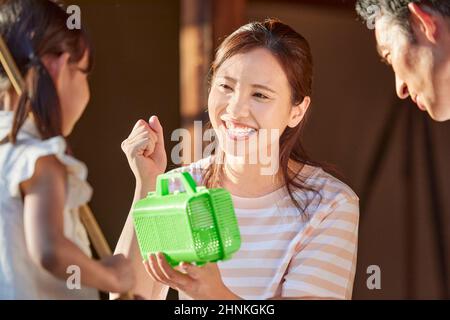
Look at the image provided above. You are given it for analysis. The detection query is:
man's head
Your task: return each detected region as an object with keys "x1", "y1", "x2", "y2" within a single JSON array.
[{"x1": 356, "y1": 0, "x2": 450, "y2": 121}]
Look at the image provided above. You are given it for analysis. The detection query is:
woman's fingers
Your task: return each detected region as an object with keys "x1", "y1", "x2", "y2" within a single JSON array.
[
  {"x1": 127, "y1": 121, "x2": 156, "y2": 142},
  {"x1": 126, "y1": 120, "x2": 148, "y2": 141},
  {"x1": 122, "y1": 137, "x2": 149, "y2": 156},
  {"x1": 122, "y1": 122, "x2": 145, "y2": 152},
  {"x1": 122, "y1": 116, "x2": 165, "y2": 160},
  {"x1": 155, "y1": 253, "x2": 191, "y2": 288},
  {"x1": 145, "y1": 253, "x2": 192, "y2": 290},
  {"x1": 180, "y1": 262, "x2": 202, "y2": 280},
  {"x1": 143, "y1": 259, "x2": 158, "y2": 282},
  {"x1": 127, "y1": 130, "x2": 154, "y2": 146},
  {"x1": 127, "y1": 130, "x2": 149, "y2": 145},
  {"x1": 147, "y1": 254, "x2": 170, "y2": 286},
  {"x1": 155, "y1": 253, "x2": 177, "y2": 282},
  {"x1": 132, "y1": 119, "x2": 145, "y2": 130},
  {"x1": 149, "y1": 116, "x2": 164, "y2": 145},
  {"x1": 130, "y1": 117, "x2": 160, "y2": 141},
  {"x1": 148, "y1": 116, "x2": 166, "y2": 154},
  {"x1": 128, "y1": 125, "x2": 148, "y2": 140},
  {"x1": 122, "y1": 126, "x2": 158, "y2": 158}
]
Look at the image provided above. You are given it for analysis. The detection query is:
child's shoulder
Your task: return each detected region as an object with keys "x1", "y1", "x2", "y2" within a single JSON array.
[{"x1": 0, "y1": 136, "x2": 89, "y2": 199}]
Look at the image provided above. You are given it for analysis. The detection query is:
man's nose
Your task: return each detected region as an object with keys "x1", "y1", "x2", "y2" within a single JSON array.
[{"x1": 395, "y1": 75, "x2": 410, "y2": 100}]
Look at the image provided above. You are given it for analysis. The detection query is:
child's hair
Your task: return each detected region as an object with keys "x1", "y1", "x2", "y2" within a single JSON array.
[
  {"x1": 0, "y1": 0, "x2": 93, "y2": 143},
  {"x1": 204, "y1": 19, "x2": 339, "y2": 218}
]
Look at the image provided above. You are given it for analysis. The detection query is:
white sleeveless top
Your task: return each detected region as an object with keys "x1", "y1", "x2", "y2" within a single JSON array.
[{"x1": 0, "y1": 111, "x2": 99, "y2": 299}]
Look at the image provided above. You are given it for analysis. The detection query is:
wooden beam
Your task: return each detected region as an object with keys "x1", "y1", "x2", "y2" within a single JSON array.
[
  {"x1": 179, "y1": 0, "x2": 248, "y2": 164},
  {"x1": 212, "y1": 0, "x2": 247, "y2": 49},
  {"x1": 179, "y1": 0, "x2": 213, "y2": 164},
  {"x1": 249, "y1": 0, "x2": 356, "y2": 10}
]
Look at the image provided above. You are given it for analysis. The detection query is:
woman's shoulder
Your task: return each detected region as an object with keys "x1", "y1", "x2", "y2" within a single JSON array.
[
  {"x1": 303, "y1": 165, "x2": 359, "y2": 203},
  {"x1": 291, "y1": 164, "x2": 359, "y2": 219}
]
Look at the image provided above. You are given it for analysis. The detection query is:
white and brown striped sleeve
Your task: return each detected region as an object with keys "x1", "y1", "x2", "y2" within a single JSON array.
[{"x1": 282, "y1": 193, "x2": 359, "y2": 300}]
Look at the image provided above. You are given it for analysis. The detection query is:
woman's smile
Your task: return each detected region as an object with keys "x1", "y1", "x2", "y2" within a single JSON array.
[{"x1": 220, "y1": 118, "x2": 258, "y2": 141}]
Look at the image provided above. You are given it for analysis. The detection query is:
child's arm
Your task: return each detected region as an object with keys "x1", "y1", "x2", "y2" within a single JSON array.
[{"x1": 21, "y1": 155, "x2": 135, "y2": 294}]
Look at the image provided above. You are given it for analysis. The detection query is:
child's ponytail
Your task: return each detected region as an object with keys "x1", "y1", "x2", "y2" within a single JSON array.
[
  {"x1": 8, "y1": 49, "x2": 61, "y2": 143},
  {"x1": 0, "y1": 0, "x2": 92, "y2": 143}
]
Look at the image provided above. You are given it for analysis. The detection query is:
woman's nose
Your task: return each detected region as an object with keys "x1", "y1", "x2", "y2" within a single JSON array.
[{"x1": 226, "y1": 93, "x2": 250, "y2": 118}]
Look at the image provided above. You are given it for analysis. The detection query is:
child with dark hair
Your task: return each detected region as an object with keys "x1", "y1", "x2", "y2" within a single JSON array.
[{"x1": 0, "y1": 0, "x2": 134, "y2": 299}]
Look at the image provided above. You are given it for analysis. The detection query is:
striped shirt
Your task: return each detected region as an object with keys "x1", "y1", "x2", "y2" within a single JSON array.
[{"x1": 167, "y1": 157, "x2": 359, "y2": 300}]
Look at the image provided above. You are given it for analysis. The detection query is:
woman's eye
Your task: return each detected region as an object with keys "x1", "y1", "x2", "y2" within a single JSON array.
[
  {"x1": 253, "y1": 92, "x2": 269, "y2": 100},
  {"x1": 219, "y1": 84, "x2": 232, "y2": 91}
]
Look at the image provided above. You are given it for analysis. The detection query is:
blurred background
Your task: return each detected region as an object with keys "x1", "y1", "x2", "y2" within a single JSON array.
[{"x1": 69, "y1": 0, "x2": 450, "y2": 299}]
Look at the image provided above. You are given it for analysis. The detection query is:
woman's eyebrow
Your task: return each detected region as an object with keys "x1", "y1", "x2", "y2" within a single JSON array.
[
  {"x1": 217, "y1": 75, "x2": 237, "y2": 83},
  {"x1": 252, "y1": 84, "x2": 276, "y2": 94},
  {"x1": 218, "y1": 75, "x2": 276, "y2": 94}
]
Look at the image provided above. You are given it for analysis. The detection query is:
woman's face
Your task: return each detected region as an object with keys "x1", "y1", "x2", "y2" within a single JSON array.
[{"x1": 208, "y1": 48, "x2": 309, "y2": 162}]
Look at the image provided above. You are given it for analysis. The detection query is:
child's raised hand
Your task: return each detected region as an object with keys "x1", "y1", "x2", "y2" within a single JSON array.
[
  {"x1": 100, "y1": 254, "x2": 136, "y2": 294},
  {"x1": 121, "y1": 116, "x2": 167, "y2": 185}
]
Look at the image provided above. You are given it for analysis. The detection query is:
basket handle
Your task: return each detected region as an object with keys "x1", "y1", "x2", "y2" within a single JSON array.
[{"x1": 156, "y1": 172, "x2": 198, "y2": 196}]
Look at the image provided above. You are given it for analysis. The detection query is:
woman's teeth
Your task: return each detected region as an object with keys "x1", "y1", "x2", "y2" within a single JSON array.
[
  {"x1": 224, "y1": 122, "x2": 257, "y2": 138},
  {"x1": 227, "y1": 128, "x2": 256, "y2": 137}
]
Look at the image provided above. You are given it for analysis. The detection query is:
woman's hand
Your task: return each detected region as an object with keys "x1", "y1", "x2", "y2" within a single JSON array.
[
  {"x1": 121, "y1": 116, "x2": 167, "y2": 186},
  {"x1": 143, "y1": 252, "x2": 240, "y2": 300}
]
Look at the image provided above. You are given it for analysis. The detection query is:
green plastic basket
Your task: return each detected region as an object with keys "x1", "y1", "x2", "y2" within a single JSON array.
[{"x1": 132, "y1": 171, "x2": 241, "y2": 266}]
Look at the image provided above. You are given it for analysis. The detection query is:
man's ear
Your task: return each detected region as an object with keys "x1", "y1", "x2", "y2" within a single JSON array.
[
  {"x1": 288, "y1": 96, "x2": 311, "y2": 128},
  {"x1": 408, "y1": 3, "x2": 438, "y2": 44},
  {"x1": 40, "y1": 53, "x2": 70, "y2": 86}
]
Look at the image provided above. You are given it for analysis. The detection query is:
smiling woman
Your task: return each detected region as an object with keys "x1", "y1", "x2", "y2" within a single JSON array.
[{"x1": 116, "y1": 18, "x2": 360, "y2": 300}]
